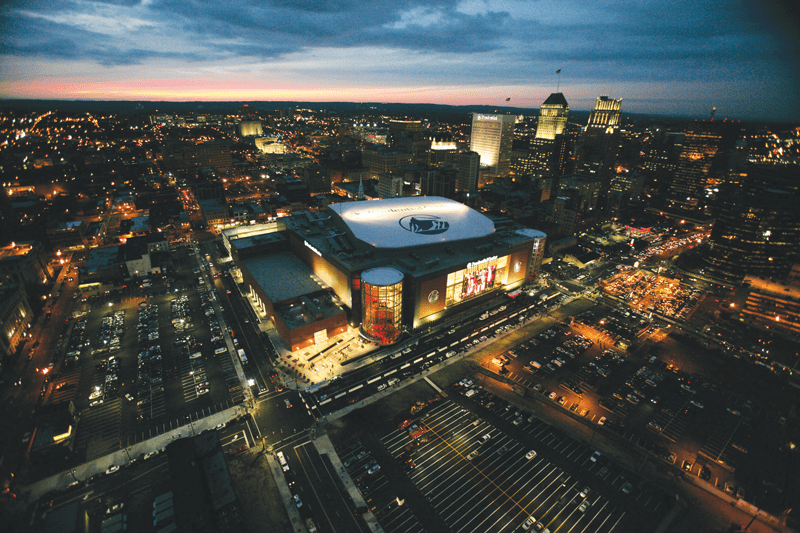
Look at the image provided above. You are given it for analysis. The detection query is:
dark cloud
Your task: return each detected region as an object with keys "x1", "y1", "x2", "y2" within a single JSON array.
[
  {"x1": 0, "y1": 0, "x2": 797, "y2": 119},
  {"x1": 1, "y1": 0, "x2": 510, "y2": 65}
]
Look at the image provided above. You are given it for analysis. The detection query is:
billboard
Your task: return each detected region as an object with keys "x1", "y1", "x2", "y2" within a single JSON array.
[{"x1": 461, "y1": 265, "x2": 496, "y2": 299}]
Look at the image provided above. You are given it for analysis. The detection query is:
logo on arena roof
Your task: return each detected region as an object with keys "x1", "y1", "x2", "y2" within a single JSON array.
[{"x1": 398, "y1": 215, "x2": 449, "y2": 235}]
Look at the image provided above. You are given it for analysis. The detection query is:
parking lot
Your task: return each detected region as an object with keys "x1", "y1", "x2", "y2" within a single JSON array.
[
  {"x1": 45, "y1": 243, "x2": 246, "y2": 462},
  {"x1": 600, "y1": 269, "x2": 703, "y2": 320},
  {"x1": 473, "y1": 301, "x2": 794, "y2": 515},
  {"x1": 378, "y1": 395, "x2": 670, "y2": 533}
]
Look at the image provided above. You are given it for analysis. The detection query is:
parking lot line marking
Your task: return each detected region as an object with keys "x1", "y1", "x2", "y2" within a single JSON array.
[{"x1": 605, "y1": 510, "x2": 626, "y2": 532}]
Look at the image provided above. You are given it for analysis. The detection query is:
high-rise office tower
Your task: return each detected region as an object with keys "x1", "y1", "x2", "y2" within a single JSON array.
[
  {"x1": 704, "y1": 188, "x2": 800, "y2": 282},
  {"x1": 535, "y1": 93, "x2": 569, "y2": 141},
  {"x1": 667, "y1": 121, "x2": 736, "y2": 212},
  {"x1": 574, "y1": 96, "x2": 622, "y2": 185},
  {"x1": 453, "y1": 151, "x2": 480, "y2": 194},
  {"x1": 469, "y1": 113, "x2": 516, "y2": 185}
]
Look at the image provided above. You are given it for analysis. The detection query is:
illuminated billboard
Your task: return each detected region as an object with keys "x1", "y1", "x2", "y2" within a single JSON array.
[{"x1": 462, "y1": 265, "x2": 496, "y2": 299}]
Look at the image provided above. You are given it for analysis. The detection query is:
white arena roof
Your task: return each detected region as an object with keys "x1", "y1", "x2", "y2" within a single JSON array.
[{"x1": 328, "y1": 196, "x2": 495, "y2": 249}]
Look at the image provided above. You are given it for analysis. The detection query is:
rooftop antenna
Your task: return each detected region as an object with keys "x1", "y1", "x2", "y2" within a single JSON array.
[
  {"x1": 556, "y1": 69, "x2": 562, "y2": 92},
  {"x1": 710, "y1": 106, "x2": 717, "y2": 121}
]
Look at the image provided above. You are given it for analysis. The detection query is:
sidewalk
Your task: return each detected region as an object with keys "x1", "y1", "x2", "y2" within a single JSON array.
[
  {"x1": 265, "y1": 452, "x2": 310, "y2": 533},
  {"x1": 20, "y1": 405, "x2": 245, "y2": 504},
  {"x1": 312, "y1": 433, "x2": 384, "y2": 533}
]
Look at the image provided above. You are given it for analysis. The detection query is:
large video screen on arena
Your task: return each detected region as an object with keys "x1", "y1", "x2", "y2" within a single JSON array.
[
  {"x1": 461, "y1": 265, "x2": 496, "y2": 299},
  {"x1": 445, "y1": 255, "x2": 509, "y2": 307}
]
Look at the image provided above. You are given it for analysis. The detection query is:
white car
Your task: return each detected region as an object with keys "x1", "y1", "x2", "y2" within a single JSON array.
[
  {"x1": 597, "y1": 417, "x2": 606, "y2": 426},
  {"x1": 522, "y1": 516, "x2": 536, "y2": 530},
  {"x1": 525, "y1": 450, "x2": 538, "y2": 460},
  {"x1": 105, "y1": 465, "x2": 119, "y2": 475},
  {"x1": 590, "y1": 451, "x2": 601, "y2": 463}
]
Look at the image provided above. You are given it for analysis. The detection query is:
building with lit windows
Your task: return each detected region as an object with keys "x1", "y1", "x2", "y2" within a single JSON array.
[
  {"x1": 740, "y1": 276, "x2": 800, "y2": 338},
  {"x1": 574, "y1": 96, "x2": 622, "y2": 184},
  {"x1": 668, "y1": 122, "x2": 737, "y2": 212},
  {"x1": 254, "y1": 137, "x2": 286, "y2": 154},
  {"x1": 237, "y1": 120, "x2": 263, "y2": 137},
  {"x1": 361, "y1": 147, "x2": 414, "y2": 178},
  {"x1": 469, "y1": 113, "x2": 516, "y2": 185},
  {"x1": 704, "y1": 188, "x2": 800, "y2": 282},
  {"x1": 224, "y1": 197, "x2": 546, "y2": 349},
  {"x1": 0, "y1": 241, "x2": 52, "y2": 286},
  {"x1": 535, "y1": 93, "x2": 569, "y2": 141},
  {"x1": 0, "y1": 280, "x2": 33, "y2": 358}
]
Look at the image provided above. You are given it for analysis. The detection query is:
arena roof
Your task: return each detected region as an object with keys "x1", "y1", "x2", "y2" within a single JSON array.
[
  {"x1": 328, "y1": 196, "x2": 495, "y2": 249},
  {"x1": 240, "y1": 252, "x2": 324, "y2": 303}
]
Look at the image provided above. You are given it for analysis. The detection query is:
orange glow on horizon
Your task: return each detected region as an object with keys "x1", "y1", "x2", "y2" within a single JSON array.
[{"x1": 0, "y1": 77, "x2": 564, "y2": 107}]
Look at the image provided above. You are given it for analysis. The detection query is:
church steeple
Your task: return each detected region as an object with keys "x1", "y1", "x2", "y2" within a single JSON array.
[{"x1": 357, "y1": 175, "x2": 365, "y2": 201}]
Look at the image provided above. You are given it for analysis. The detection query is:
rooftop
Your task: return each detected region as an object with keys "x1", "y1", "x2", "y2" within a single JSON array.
[
  {"x1": 0, "y1": 241, "x2": 38, "y2": 262},
  {"x1": 328, "y1": 196, "x2": 495, "y2": 249},
  {"x1": 240, "y1": 251, "x2": 326, "y2": 303},
  {"x1": 542, "y1": 92, "x2": 569, "y2": 107},
  {"x1": 234, "y1": 232, "x2": 286, "y2": 251},
  {"x1": 84, "y1": 246, "x2": 120, "y2": 273}
]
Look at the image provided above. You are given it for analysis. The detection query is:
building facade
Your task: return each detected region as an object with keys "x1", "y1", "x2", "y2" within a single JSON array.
[
  {"x1": 470, "y1": 113, "x2": 516, "y2": 184},
  {"x1": 574, "y1": 96, "x2": 622, "y2": 184},
  {"x1": 0, "y1": 281, "x2": 33, "y2": 357},
  {"x1": 224, "y1": 197, "x2": 546, "y2": 348},
  {"x1": 668, "y1": 122, "x2": 735, "y2": 212},
  {"x1": 704, "y1": 189, "x2": 800, "y2": 282},
  {"x1": 535, "y1": 93, "x2": 569, "y2": 141}
]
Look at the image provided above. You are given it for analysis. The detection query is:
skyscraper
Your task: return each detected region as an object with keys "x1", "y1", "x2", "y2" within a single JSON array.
[
  {"x1": 704, "y1": 188, "x2": 800, "y2": 282},
  {"x1": 453, "y1": 151, "x2": 480, "y2": 194},
  {"x1": 574, "y1": 96, "x2": 622, "y2": 184},
  {"x1": 469, "y1": 113, "x2": 516, "y2": 185},
  {"x1": 667, "y1": 121, "x2": 736, "y2": 212},
  {"x1": 535, "y1": 93, "x2": 569, "y2": 141}
]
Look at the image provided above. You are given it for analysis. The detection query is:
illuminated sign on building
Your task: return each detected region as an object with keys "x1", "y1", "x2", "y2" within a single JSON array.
[
  {"x1": 477, "y1": 114, "x2": 499, "y2": 121},
  {"x1": 305, "y1": 241, "x2": 322, "y2": 257},
  {"x1": 467, "y1": 256, "x2": 498, "y2": 269},
  {"x1": 462, "y1": 265, "x2": 496, "y2": 299}
]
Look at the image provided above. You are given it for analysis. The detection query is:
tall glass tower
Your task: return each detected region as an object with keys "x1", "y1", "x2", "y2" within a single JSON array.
[{"x1": 469, "y1": 113, "x2": 516, "y2": 183}]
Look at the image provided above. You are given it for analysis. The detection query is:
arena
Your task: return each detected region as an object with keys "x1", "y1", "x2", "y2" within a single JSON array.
[{"x1": 223, "y1": 196, "x2": 546, "y2": 350}]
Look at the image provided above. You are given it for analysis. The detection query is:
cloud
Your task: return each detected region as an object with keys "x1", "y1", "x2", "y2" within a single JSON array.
[
  {"x1": 0, "y1": 0, "x2": 797, "y2": 120},
  {"x1": 1, "y1": 0, "x2": 511, "y2": 64}
]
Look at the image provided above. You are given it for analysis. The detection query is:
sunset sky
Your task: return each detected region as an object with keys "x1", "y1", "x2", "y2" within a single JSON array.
[{"x1": 1, "y1": 0, "x2": 798, "y2": 120}]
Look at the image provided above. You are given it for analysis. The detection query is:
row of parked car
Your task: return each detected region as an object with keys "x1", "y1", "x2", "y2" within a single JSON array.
[
  {"x1": 138, "y1": 303, "x2": 161, "y2": 344},
  {"x1": 89, "y1": 355, "x2": 120, "y2": 406}
]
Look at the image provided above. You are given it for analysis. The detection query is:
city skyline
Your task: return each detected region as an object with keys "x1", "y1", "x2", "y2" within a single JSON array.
[{"x1": 1, "y1": 0, "x2": 799, "y2": 122}]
